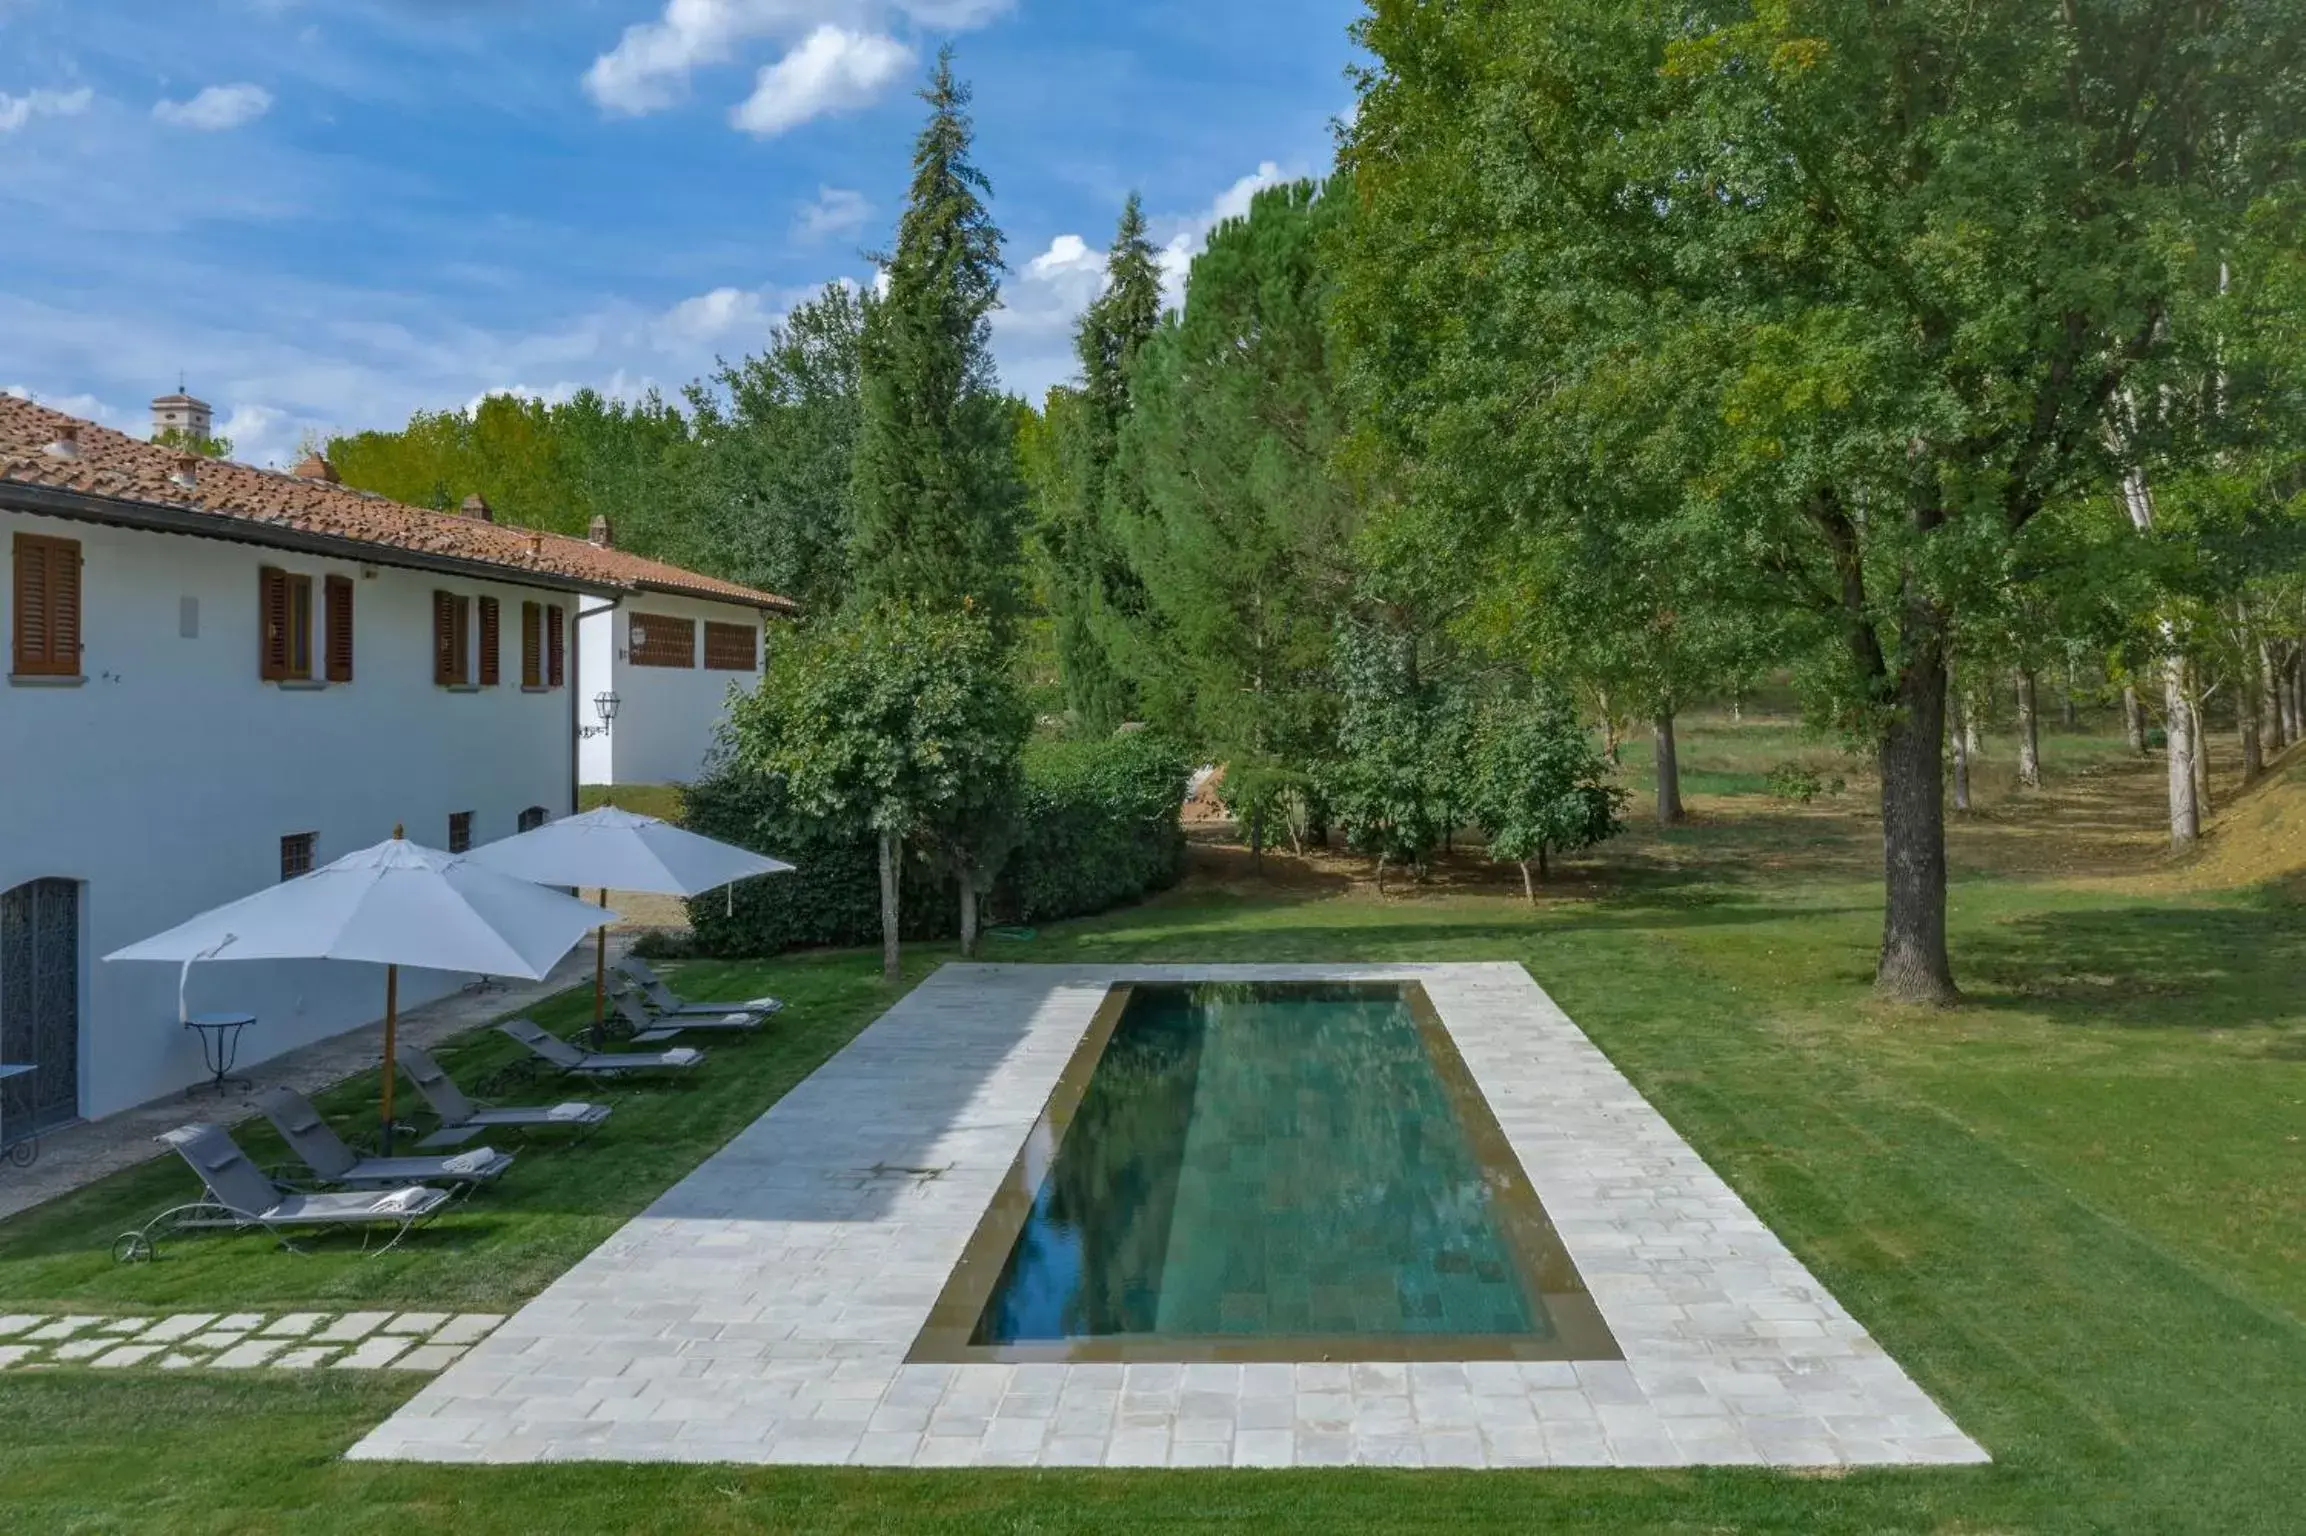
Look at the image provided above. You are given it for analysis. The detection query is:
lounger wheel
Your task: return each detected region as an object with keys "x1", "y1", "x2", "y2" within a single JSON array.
[
  {"x1": 4, "y1": 1135, "x2": 34, "y2": 1169},
  {"x1": 113, "y1": 1229, "x2": 157, "y2": 1264}
]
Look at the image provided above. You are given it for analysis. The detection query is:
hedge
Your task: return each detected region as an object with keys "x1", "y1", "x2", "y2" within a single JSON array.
[{"x1": 682, "y1": 732, "x2": 1191, "y2": 957}]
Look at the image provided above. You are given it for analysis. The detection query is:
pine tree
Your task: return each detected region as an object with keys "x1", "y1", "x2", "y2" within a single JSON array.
[
  {"x1": 1037, "y1": 195, "x2": 1165, "y2": 732},
  {"x1": 849, "y1": 49, "x2": 1021, "y2": 631}
]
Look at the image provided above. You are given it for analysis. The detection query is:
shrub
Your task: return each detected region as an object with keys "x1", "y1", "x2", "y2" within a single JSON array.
[
  {"x1": 1766, "y1": 762, "x2": 1825, "y2": 803},
  {"x1": 683, "y1": 732, "x2": 1191, "y2": 957}
]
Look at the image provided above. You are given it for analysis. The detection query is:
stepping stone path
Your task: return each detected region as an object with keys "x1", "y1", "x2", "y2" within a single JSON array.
[{"x1": 0, "y1": 1312, "x2": 503, "y2": 1373}]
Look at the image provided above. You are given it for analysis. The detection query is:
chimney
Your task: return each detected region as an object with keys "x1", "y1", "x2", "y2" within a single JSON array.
[
  {"x1": 170, "y1": 452, "x2": 201, "y2": 490},
  {"x1": 294, "y1": 453, "x2": 339, "y2": 483},
  {"x1": 460, "y1": 493, "x2": 494, "y2": 523},
  {"x1": 42, "y1": 422, "x2": 81, "y2": 460},
  {"x1": 588, "y1": 514, "x2": 613, "y2": 548}
]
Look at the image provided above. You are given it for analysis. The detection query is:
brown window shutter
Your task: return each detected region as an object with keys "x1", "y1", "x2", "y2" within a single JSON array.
[
  {"x1": 478, "y1": 596, "x2": 501, "y2": 686},
  {"x1": 13, "y1": 535, "x2": 84, "y2": 677},
  {"x1": 259, "y1": 566, "x2": 290, "y2": 680},
  {"x1": 50, "y1": 538, "x2": 80, "y2": 674},
  {"x1": 521, "y1": 601, "x2": 542, "y2": 688},
  {"x1": 324, "y1": 576, "x2": 354, "y2": 683},
  {"x1": 433, "y1": 591, "x2": 455, "y2": 684},
  {"x1": 547, "y1": 604, "x2": 565, "y2": 688}
]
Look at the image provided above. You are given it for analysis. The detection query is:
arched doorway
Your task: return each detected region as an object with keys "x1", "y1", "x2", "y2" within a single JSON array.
[{"x1": 1, "y1": 878, "x2": 81, "y2": 1135}]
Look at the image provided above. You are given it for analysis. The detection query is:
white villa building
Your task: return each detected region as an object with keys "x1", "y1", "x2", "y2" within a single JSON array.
[
  {"x1": 0, "y1": 394, "x2": 791, "y2": 1135},
  {"x1": 573, "y1": 515, "x2": 796, "y2": 787}
]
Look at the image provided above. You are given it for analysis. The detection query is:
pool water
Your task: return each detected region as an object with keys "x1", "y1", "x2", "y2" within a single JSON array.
[{"x1": 921, "y1": 981, "x2": 1614, "y2": 1360}]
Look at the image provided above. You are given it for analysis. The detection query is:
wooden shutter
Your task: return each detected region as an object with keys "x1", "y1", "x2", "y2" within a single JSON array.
[
  {"x1": 259, "y1": 566, "x2": 291, "y2": 680},
  {"x1": 703, "y1": 620, "x2": 758, "y2": 672},
  {"x1": 432, "y1": 591, "x2": 457, "y2": 684},
  {"x1": 324, "y1": 576, "x2": 354, "y2": 683},
  {"x1": 546, "y1": 604, "x2": 566, "y2": 688},
  {"x1": 521, "y1": 601, "x2": 542, "y2": 688},
  {"x1": 12, "y1": 533, "x2": 81, "y2": 677},
  {"x1": 478, "y1": 597, "x2": 501, "y2": 686},
  {"x1": 629, "y1": 612, "x2": 697, "y2": 668}
]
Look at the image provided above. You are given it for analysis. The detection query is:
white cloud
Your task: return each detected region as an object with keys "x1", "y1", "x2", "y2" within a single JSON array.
[
  {"x1": 153, "y1": 83, "x2": 274, "y2": 132},
  {"x1": 583, "y1": 1, "x2": 1009, "y2": 120},
  {"x1": 653, "y1": 284, "x2": 774, "y2": 346},
  {"x1": 4, "y1": 384, "x2": 119, "y2": 424},
  {"x1": 0, "y1": 86, "x2": 93, "y2": 133},
  {"x1": 731, "y1": 26, "x2": 911, "y2": 137},
  {"x1": 796, "y1": 185, "x2": 870, "y2": 241}
]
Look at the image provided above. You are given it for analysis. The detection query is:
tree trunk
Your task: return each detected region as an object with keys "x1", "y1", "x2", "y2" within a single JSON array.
[
  {"x1": 1519, "y1": 859, "x2": 1536, "y2": 906},
  {"x1": 1877, "y1": 638, "x2": 1958, "y2": 1004},
  {"x1": 957, "y1": 865, "x2": 979, "y2": 959},
  {"x1": 877, "y1": 829, "x2": 902, "y2": 983},
  {"x1": 2014, "y1": 668, "x2": 2042, "y2": 789},
  {"x1": 1538, "y1": 844, "x2": 1550, "y2": 881},
  {"x1": 2190, "y1": 688, "x2": 2211, "y2": 821},
  {"x1": 1949, "y1": 689, "x2": 1972, "y2": 813},
  {"x1": 2123, "y1": 686, "x2": 2148, "y2": 755},
  {"x1": 1653, "y1": 710, "x2": 1684, "y2": 825},
  {"x1": 1248, "y1": 805, "x2": 1264, "y2": 870},
  {"x1": 2287, "y1": 647, "x2": 2304, "y2": 745},
  {"x1": 2259, "y1": 641, "x2": 2286, "y2": 753},
  {"x1": 1373, "y1": 854, "x2": 1387, "y2": 895},
  {"x1": 2061, "y1": 657, "x2": 2081, "y2": 729},
  {"x1": 1730, "y1": 691, "x2": 1744, "y2": 724},
  {"x1": 2163, "y1": 659, "x2": 2200, "y2": 849},
  {"x1": 1961, "y1": 695, "x2": 1982, "y2": 762},
  {"x1": 2241, "y1": 688, "x2": 2264, "y2": 785}
]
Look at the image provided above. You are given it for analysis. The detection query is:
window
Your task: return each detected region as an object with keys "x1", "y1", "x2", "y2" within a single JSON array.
[
  {"x1": 517, "y1": 806, "x2": 549, "y2": 833},
  {"x1": 432, "y1": 591, "x2": 472, "y2": 685},
  {"x1": 521, "y1": 601, "x2": 543, "y2": 688},
  {"x1": 478, "y1": 596, "x2": 501, "y2": 687},
  {"x1": 703, "y1": 620, "x2": 758, "y2": 672},
  {"x1": 447, "y1": 812, "x2": 474, "y2": 854},
  {"x1": 259, "y1": 566, "x2": 314, "y2": 681},
  {"x1": 324, "y1": 576, "x2": 353, "y2": 683},
  {"x1": 629, "y1": 612, "x2": 696, "y2": 668},
  {"x1": 11, "y1": 532, "x2": 81, "y2": 677},
  {"x1": 280, "y1": 832, "x2": 317, "y2": 882},
  {"x1": 546, "y1": 604, "x2": 566, "y2": 688}
]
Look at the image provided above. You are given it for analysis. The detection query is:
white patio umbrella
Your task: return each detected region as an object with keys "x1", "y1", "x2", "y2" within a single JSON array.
[
  {"x1": 465, "y1": 806, "x2": 794, "y2": 1044},
  {"x1": 106, "y1": 832, "x2": 615, "y2": 1149}
]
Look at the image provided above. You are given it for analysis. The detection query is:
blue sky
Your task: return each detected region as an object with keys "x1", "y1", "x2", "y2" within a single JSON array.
[{"x1": 0, "y1": 0, "x2": 1362, "y2": 465}]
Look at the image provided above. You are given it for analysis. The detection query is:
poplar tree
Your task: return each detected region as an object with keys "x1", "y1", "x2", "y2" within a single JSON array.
[{"x1": 849, "y1": 49, "x2": 1021, "y2": 630}]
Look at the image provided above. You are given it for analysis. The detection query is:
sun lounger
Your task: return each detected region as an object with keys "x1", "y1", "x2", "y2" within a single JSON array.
[
  {"x1": 499, "y1": 1016, "x2": 705, "y2": 1078},
  {"x1": 610, "y1": 987, "x2": 764, "y2": 1042},
  {"x1": 395, "y1": 1044, "x2": 612, "y2": 1149},
  {"x1": 114, "y1": 1123, "x2": 449, "y2": 1260},
  {"x1": 616, "y1": 955, "x2": 782, "y2": 1020},
  {"x1": 257, "y1": 1086, "x2": 514, "y2": 1189}
]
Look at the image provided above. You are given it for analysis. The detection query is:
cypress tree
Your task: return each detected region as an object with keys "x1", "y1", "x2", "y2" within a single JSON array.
[
  {"x1": 1038, "y1": 195, "x2": 1164, "y2": 732},
  {"x1": 849, "y1": 49, "x2": 1021, "y2": 630}
]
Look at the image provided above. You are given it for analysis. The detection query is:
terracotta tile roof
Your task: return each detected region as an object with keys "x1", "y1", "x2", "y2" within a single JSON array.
[{"x1": 0, "y1": 395, "x2": 798, "y2": 613}]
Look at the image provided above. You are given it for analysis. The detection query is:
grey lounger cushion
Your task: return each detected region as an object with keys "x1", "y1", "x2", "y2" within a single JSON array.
[
  {"x1": 256, "y1": 1087, "x2": 515, "y2": 1188},
  {"x1": 156, "y1": 1124, "x2": 451, "y2": 1226},
  {"x1": 397, "y1": 1044, "x2": 611, "y2": 1132},
  {"x1": 499, "y1": 1017, "x2": 705, "y2": 1074},
  {"x1": 616, "y1": 956, "x2": 782, "y2": 1018}
]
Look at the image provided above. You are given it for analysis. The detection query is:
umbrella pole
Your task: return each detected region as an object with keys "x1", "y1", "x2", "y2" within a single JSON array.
[
  {"x1": 592, "y1": 889, "x2": 609, "y2": 1052},
  {"x1": 381, "y1": 963, "x2": 399, "y2": 1156}
]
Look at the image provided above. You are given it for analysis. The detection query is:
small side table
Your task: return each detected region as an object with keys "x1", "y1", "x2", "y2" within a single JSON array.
[
  {"x1": 0, "y1": 1064, "x2": 35, "y2": 1169},
  {"x1": 183, "y1": 1013, "x2": 256, "y2": 1095}
]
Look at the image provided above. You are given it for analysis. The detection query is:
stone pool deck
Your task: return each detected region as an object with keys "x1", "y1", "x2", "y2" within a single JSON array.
[{"x1": 348, "y1": 963, "x2": 1987, "y2": 1469}]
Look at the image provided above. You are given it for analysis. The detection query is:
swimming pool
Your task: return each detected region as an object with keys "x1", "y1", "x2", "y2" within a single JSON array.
[{"x1": 911, "y1": 980, "x2": 1619, "y2": 1363}]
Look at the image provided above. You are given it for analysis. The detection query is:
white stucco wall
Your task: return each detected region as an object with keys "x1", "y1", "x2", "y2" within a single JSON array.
[
  {"x1": 577, "y1": 593, "x2": 768, "y2": 786},
  {"x1": 0, "y1": 509, "x2": 581, "y2": 1122}
]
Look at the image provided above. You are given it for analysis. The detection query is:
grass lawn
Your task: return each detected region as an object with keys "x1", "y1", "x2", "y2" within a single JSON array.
[{"x1": 3, "y1": 716, "x2": 2303, "y2": 1533}]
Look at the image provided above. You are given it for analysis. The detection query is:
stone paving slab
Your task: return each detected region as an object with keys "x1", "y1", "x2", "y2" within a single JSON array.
[
  {"x1": 0, "y1": 1311, "x2": 510, "y2": 1374},
  {"x1": 350, "y1": 964, "x2": 1987, "y2": 1469}
]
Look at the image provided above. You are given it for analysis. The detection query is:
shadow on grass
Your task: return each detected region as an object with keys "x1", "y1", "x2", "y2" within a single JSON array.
[{"x1": 1960, "y1": 884, "x2": 2306, "y2": 1033}]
